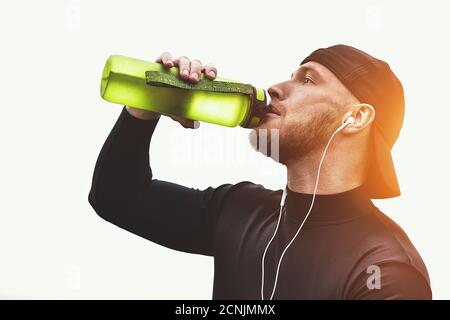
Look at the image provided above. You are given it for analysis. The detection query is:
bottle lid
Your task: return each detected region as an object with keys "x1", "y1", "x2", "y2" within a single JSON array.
[{"x1": 240, "y1": 87, "x2": 269, "y2": 128}]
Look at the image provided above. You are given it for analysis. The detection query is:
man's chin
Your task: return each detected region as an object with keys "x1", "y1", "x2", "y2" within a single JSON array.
[{"x1": 255, "y1": 114, "x2": 280, "y2": 130}]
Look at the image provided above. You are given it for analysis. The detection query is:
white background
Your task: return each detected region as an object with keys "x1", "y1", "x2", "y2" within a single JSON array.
[{"x1": 0, "y1": 0, "x2": 449, "y2": 299}]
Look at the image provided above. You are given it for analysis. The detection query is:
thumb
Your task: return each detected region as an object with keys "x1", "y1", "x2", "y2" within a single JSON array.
[{"x1": 168, "y1": 115, "x2": 200, "y2": 129}]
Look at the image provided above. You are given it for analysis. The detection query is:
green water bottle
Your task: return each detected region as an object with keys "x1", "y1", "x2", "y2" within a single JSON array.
[{"x1": 100, "y1": 55, "x2": 269, "y2": 128}]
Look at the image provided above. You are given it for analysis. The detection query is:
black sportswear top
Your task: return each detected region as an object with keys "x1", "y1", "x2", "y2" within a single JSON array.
[{"x1": 88, "y1": 107, "x2": 432, "y2": 300}]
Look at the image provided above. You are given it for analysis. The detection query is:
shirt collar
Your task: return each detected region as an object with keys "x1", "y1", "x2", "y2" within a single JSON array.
[{"x1": 284, "y1": 184, "x2": 374, "y2": 225}]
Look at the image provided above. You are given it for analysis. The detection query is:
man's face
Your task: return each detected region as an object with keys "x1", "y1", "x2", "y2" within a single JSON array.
[{"x1": 249, "y1": 61, "x2": 356, "y2": 164}]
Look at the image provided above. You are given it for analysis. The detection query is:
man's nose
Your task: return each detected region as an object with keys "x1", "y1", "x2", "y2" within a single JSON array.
[{"x1": 267, "y1": 84, "x2": 284, "y2": 101}]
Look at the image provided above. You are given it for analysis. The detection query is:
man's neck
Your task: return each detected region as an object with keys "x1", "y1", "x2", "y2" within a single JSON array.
[{"x1": 286, "y1": 146, "x2": 366, "y2": 195}]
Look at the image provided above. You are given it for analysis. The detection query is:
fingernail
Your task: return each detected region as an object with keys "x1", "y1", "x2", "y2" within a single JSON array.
[
  {"x1": 208, "y1": 71, "x2": 215, "y2": 78},
  {"x1": 181, "y1": 69, "x2": 189, "y2": 77},
  {"x1": 191, "y1": 73, "x2": 198, "y2": 81},
  {"x1": 166, "y1": 60, "x2": 173, "y2": 67}
]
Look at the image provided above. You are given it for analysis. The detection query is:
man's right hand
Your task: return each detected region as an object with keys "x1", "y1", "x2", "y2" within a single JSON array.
[{"x1": 125, "y1": 52, "x2": 218, "y2": 129}]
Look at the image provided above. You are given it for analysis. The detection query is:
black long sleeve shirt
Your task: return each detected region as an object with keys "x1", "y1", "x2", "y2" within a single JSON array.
[{"x1": 88, "y1": 106, "x2": 432, "y2": 300}]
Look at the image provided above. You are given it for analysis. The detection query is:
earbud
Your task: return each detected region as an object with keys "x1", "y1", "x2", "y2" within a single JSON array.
[{"x1": 344, "y1": 116, "x2": 356, "y2": 126}]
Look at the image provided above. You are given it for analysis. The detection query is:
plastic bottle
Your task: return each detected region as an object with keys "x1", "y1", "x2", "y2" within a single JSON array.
[{"x1": 100, "y1": 55, "x2": 268, "y2": 128}]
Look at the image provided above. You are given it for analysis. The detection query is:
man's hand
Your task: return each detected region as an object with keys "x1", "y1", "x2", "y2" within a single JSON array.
[{"x1": 126, "y1": 52, "x2": 218, "y2": 129}]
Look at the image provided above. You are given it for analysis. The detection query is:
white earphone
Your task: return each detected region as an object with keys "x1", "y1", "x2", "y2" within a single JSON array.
[
  {"x1": 260, "y1": 114, "x2": 356, "y2": 300},
  {"x1": 345, "y1": 116, "x2": 356, "y2": 125}
]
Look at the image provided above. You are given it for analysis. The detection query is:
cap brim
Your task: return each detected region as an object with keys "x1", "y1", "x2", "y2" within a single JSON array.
[{"x1": 363, "y1": 124, "x2": 401, "y2": 199}]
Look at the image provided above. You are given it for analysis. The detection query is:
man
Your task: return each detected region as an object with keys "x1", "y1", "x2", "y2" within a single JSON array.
[{"x1": 88, "y1": 45, "x2": 432, "y2": 299}]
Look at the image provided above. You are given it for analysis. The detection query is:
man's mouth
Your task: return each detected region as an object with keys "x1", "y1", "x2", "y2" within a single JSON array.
[{"x1": 264, "y1": 103, "x2": 281, "y2": 117}]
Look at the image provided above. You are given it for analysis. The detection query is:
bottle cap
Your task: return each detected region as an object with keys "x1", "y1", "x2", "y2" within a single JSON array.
[{"x1": 240, "y1": 87, "x2": 269, "y2": 128}]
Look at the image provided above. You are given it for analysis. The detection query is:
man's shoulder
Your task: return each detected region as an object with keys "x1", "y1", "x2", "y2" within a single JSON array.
[
  {"x1": 212, "y1": 180, "x2": 280, "y2": 199},
  {"x1": 200, "y1": 180, "x2": 281, "y2": 210},
  {"x1": 351, "y1": 206, "x2": 431, "y2": 288}
]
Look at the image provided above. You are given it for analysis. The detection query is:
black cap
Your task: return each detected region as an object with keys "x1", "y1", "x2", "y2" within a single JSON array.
[{"x1": 301, "y1": 44, "x2": 405, "y2": 199}]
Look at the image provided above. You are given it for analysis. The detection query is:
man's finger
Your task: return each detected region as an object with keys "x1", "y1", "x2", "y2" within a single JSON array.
[
  {"x1": 174, "y1": 56, "x2": 190, "y2": 80},
  {"x1": 155, "y1": 52, "x2": 173, "y2": 68},
  {"x1": 202, "y1": 63, "x2": 217, "y2": 80},
  {"x1": 189, "y1": 59, "x2": 202, "y2": 83}
]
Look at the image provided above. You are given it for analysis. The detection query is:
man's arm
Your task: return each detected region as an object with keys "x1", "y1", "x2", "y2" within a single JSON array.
[{"x1": 88, "y1": 106, "x2": 232, "y2": 256}]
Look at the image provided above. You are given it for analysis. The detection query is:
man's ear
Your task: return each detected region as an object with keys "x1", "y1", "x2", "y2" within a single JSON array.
[{"x1": 343, "y1": 103, "x2": 375, "y2": 134}]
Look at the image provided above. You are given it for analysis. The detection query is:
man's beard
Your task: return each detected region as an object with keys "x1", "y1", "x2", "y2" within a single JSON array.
[{"x1": 248, "y1": 109, "x2": 338, "y2": 164}]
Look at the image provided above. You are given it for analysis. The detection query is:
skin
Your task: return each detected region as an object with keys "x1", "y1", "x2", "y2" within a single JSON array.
[{"x1": 126, "y1": 53, "x2": 376, "y2": 195}]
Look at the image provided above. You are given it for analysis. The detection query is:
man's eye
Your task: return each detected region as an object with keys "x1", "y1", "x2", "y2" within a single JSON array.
[{"x1": 303, "y1": 77, "x2": 314, "y2": 84}]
